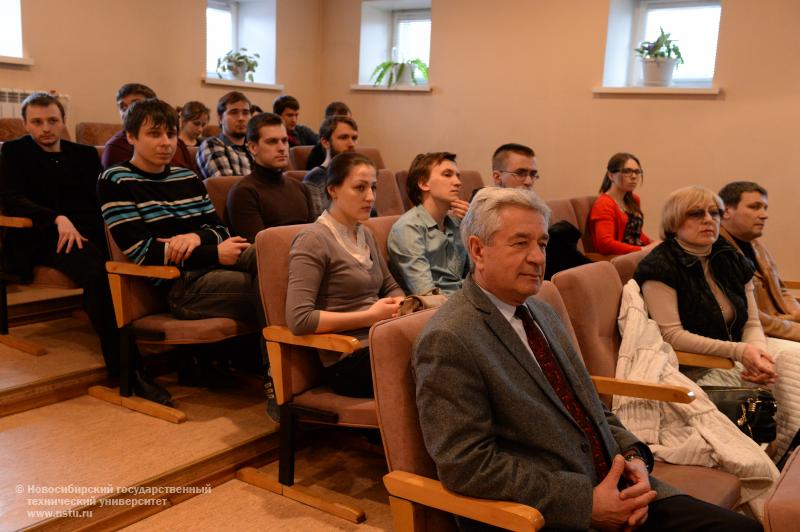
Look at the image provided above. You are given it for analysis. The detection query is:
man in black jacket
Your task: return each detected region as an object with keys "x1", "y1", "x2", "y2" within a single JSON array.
[{"x1": 0, "y1": 92, "x2": 120, "y2": 378}]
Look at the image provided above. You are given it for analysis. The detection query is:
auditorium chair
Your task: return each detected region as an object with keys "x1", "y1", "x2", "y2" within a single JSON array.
[
  {"x1": 395, "y1": 169, "x2": 485, "y2": 211},
  {"x1": 368, "y1": 282, "x2": 707, "y2": 531},
  {"x1": 201, "y1": 124, "x2": 221, "y2": 138},
  {"x1": 203, "y1": 175, "x2": 243, "y2": 226},
  {"x1": 236, "y1": 217, "x2": 400, "y2": 523},
  {"x1": 74, "y1": 122, "x2": 121, "y2": 146},
  {"x1": 0, "y1": 118, "x2": 26, "y2": 141},
  {"x1": 546, "y1": 195, "x2": 617, "y2": 262},
  {"x1": 551, "y1": 262, "x2": 741, "y2": 508},
  {"x1": 764, "y1": 447, "x2": 800, "y2": 532},
  {"x1": 289, "y1": 145, "x2": 387, "y2": 171},
  {"x1": 0, "y1": 214, "x2": 80, "y2": 355},
  {"x1": 285, "y1": 169, "x2": 404, "y2": 217}
]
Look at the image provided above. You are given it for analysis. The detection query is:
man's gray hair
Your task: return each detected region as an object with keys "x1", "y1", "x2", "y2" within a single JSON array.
[{"x1": 461, "y1": 187, "x2": 551, "y2": 249}]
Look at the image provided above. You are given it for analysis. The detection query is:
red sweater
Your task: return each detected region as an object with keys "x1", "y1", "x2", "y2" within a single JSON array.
[{"x1": 589, "y1": 193, "x2": 651, "y2": 255}]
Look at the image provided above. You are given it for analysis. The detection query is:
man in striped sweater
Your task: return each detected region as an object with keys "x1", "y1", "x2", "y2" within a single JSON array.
[{"x1": 98, "y1": 99, "x2": 261, "y2": 403}]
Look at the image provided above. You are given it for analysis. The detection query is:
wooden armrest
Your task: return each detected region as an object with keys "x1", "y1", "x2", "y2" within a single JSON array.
[
  {"x1": 784, "y1": 280, "x2": 800, "y2": 290},
  {"x1": 591, "y1": 376, "x2": 694, "y2": 404},
  {"x1": 675, "y1": 351, "x2": 734, "y2": 369},
  {"x1": 584, "y1": 252, "x2": 618, "y2": 262},
  {"x1": 384, "y1": 471, "x2": 544, "y2": 532},
  {"x1": 0, "y1": 215, "x2": 33, "y2": 228},
  {"x1": 106, "y1": 261, "x2": 180, "y2": 280},
  {"x1": 263, "y1": 325, "x2": 363, "y2": 354}
]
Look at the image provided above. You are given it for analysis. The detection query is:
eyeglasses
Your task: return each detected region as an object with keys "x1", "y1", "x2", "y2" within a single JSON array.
[
  {"x1": 617, "y1": 168, "x2": 643, "y2": 177},
  {"x1": 499, "y1": 169, "x2": 540, "y2": 182},
  {"x1": 686, "y1": 207, "x2": 721, "y2": 220}
]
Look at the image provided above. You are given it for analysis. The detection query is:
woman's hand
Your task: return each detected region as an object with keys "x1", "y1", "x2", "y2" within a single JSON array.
[
  {"x1": 369, "y1": 296, "x2": 404, "y2": 322},
  {"x1": 740, "y1": 345, "x2": 778, "y2": 385}
]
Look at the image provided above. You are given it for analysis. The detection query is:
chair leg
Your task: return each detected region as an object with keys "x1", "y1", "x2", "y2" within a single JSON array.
[
  {"x1": 0, "y1": 278, "x2": 47, "y2": 356},
  {"x1": 278, "y1": 403, "x2": 296, "y2": 486},
  {"x1": 119, "y1": 327, "x2": 133, "y2": 397}
]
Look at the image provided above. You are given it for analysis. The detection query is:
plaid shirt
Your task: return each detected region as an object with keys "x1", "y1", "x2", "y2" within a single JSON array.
[{"x1": 196, "y1": 133, "x2": 253, "y2": 178}]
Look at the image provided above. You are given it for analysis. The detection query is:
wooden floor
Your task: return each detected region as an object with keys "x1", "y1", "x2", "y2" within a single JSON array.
[{"x1": 0, "y1": 287, "x2": 393, "y2": 531}]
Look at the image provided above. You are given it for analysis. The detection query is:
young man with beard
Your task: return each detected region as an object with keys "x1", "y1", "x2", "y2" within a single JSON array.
[
  {"x1": 226, "y1": 113, "x2": 315, "y2": 243},
  {"x1": 197, "y1": 91, "x2": 254, "y2": 177},
  {"x1": 303, "y1": 115, "x2": 359, "y2": 218}
]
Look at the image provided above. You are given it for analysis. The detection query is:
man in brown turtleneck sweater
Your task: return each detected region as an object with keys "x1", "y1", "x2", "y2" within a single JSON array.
[{"x1": 227, "y1": 113, "x2": 314, "y2": 243}]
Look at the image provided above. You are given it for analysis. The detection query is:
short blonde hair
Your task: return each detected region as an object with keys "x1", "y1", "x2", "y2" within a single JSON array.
[{"x1": 660, "y1": 185, "x2": 723, "y2": 239}]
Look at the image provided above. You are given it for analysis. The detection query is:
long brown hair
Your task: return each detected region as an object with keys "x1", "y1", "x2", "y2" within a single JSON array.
[{"x1": 599, "y1": 152, "x2": 643, "y2": 216}]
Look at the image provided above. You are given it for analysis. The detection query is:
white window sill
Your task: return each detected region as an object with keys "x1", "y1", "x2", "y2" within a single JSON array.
[
  {"x1": 350, "y1": 84, "x2": 432, "y2": 93},
  {"x1": 202, "y1": 77, "x2": 284, "y2": 91},
  {"x1": 0, "y1": 55, "x2": 34, "y2": 66},
  {"x1": 593, "y1": 86, "x2": 721, "y2": 96}
]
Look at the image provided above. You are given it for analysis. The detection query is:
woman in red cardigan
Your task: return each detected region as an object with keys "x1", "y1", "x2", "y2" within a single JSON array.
[{"x1": 589, "y1": 152, "x2": 652, "y2": 255}]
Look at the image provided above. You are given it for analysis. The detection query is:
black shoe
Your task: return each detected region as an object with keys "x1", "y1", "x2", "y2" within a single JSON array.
[{"x1": 133, "y1": 370, "x2": 173, "y2": 407}]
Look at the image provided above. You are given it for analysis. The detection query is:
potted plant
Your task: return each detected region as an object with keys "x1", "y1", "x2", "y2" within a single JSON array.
[
  {"x1": 370, "y1": 58, "x2": 429, "y2": 87},
  {"x1": 216, "y1": 48, "x2": 260, "y2": 82},
  {"x1": 634, "y1": 27, "x2": 684, "y2": 86}
]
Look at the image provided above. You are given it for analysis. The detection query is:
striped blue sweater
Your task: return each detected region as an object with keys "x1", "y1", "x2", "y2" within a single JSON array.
[{"x1": 97, "y1": 162, "x2": 229, "y2": 269}]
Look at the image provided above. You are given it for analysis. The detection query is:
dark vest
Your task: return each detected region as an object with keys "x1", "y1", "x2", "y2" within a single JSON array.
[{"x1": 634, "y1": 236, "x2": 754, "y2": 342}]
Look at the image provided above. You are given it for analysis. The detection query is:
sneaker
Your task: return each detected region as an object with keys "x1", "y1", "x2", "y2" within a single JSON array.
[{"x1": 265, "y1": 367, "x2": 280, "y2": 423}]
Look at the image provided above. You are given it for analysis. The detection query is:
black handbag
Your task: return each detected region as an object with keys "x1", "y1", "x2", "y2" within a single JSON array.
[{"x1": 701, "y1": 386, "x2": 777, "y2": 444}]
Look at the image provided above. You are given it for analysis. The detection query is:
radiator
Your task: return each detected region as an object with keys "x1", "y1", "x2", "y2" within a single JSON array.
[{"x1": 0, "y1": 89, "x2": 71, "y2": 119}]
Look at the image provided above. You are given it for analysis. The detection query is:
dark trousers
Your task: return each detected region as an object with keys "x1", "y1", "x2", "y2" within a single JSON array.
[
  {"x1": 34, "y1": 233, "x2": 120, "y2": 376},
  {"x1": 322, "y1": 347, "x2": 373, "y2": 398},
  {"x1": 457, "y1": 495, "x2": 761, "y2": 532}
]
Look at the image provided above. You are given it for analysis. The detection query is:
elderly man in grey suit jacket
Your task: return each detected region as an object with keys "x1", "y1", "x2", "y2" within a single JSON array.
[{"x1": 413, "y1": 187, "x2": 761, "y2": 531}]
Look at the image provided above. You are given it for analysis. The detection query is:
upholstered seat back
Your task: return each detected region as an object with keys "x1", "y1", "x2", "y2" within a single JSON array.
[
  {"x1": 203, "y1": 175, "x2": 242, "y2": 225},
  {"x1": 611, "y1": 247, "x2": 651, "y2": 285},
  {"x1": 569, "y1": 195, "x2": 598, "y2": 252},
  {"x1": 375, "y1": 169, "x2": 404, "y2": 216},
  {"x1": 0, "y1": 118, "x2": 25, "y2": 141},
  {"x1": 552, "y1": 261, "x2": 622, "y2": 381},
  {"x1": 75, "y1": 122, "x2": 121, "y2": 146},
  {"x1": 534, "y1": 281, "x2": 583, "y2": 361},
  {"x1": 370, "y1": 309, "x2": 439, "y2": 477},
  {"x1": 363, "y1": 215, "x2": 400, "y2": 263},
  {"x1": 288, "y1": 145, "x2": 313, "y2": 170},
  {"x1": 457, "y1": 170, "x2": 484, "y2": 202},
  {"x1": 256, "y1": 224, "x2": 323, "y2": 396}
]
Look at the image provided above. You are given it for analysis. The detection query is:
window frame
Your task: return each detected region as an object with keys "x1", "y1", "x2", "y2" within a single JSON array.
[
  {"x1": 628, "y1": 0, "x2": 721, "y2": 87},
  {"x1": 206, "y1": 0, "x2": 239, "y2": 78},
  {"x1": 0, "y1": 0, "x2": 24, "y2": 61},
  {"x1": 391, "y1": 8, "x2": 432, "y2": 63}
]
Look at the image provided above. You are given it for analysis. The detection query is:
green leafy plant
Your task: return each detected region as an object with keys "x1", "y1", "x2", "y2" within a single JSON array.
[
  {"x1": 634, "y1": 27, "x2": 684, "y2": 64},
  {"x1": 370, "y1": 58, "x2": 429, "y2": 87},
  {"x1": 216, "y1": 48, "x2": 260, "y2": 82}
]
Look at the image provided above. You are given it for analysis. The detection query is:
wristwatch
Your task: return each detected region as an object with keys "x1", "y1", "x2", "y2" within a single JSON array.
[{"x1": 623, "y1": 448, "x2": 651, "y2": 471}]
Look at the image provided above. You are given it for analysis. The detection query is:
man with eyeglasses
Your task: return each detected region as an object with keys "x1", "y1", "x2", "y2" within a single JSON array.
[{"x1": 492, "y1": 143, "x2": 539, "y2": 190}]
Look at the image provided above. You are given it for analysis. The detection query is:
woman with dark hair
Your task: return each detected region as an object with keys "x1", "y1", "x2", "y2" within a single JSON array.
[
  {"x1": 177, "y1": 101, "x2": 210, "y2": 147},
  {"x1": 285, "y1": 152, "x2": 404, "y2": 397},
  {"x1": 589, "y1": 152, "x2": 652, "y2": 255},
  {"x1": 388, "y1": 152, "x2": 469, "y2": 295},
  {"x1": 635, "y1": 185, "x2": 800, "y2": 456}
]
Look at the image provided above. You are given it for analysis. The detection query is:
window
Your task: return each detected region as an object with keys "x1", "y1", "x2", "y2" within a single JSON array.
[
  {"x1": 205, "y1": 0, "x2": 276, "y2": 85},
  {"x1": 602, "y1": 0, "x2": 721, "y2": 88},
  {"x1": 358, "y1": 0, "x2": 432, "y2": 86},
  {"x1": 0, "y1": 0, "x2": 23, "y2": 58}
]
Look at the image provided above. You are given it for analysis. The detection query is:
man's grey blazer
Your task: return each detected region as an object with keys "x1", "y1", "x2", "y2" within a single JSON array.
[{"x1": 412, "y1": 277, "x2": 678, "y2": 530}]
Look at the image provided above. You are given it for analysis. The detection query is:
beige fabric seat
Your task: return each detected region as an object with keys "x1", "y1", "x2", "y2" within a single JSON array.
[
  {"x1": 374, "y1": 170, "x2": 404, "y2": 216},
  {"x1": 764, "y1": 447, "x2": 800, "y2": 531},
  {"x1": 610, "y1": 247, "x2": 651, "y2": 285},
  {"x1": 0, "y1": 118, "x2": 26, "y2": 141},
  {"x1": 546, "y1": 195, "x2": 615, "y2": 261},
  {"x1": 75, "y1": 122, "x2": 121, "y2": 146},
  {"x1": 551, "y1": 261, "x2": 741, "y2": 509}
]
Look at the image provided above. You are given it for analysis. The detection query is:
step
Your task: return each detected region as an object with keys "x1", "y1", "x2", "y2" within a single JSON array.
[
  {"x1": 122, "y1": 436, "x2": 393, "y2": 532},
  {"x1": 7, "y1": 284, "x2": 84, "y2": 327},
  {"x1": 0, "y1": 381, "x2": 278, "y2": 531}
]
